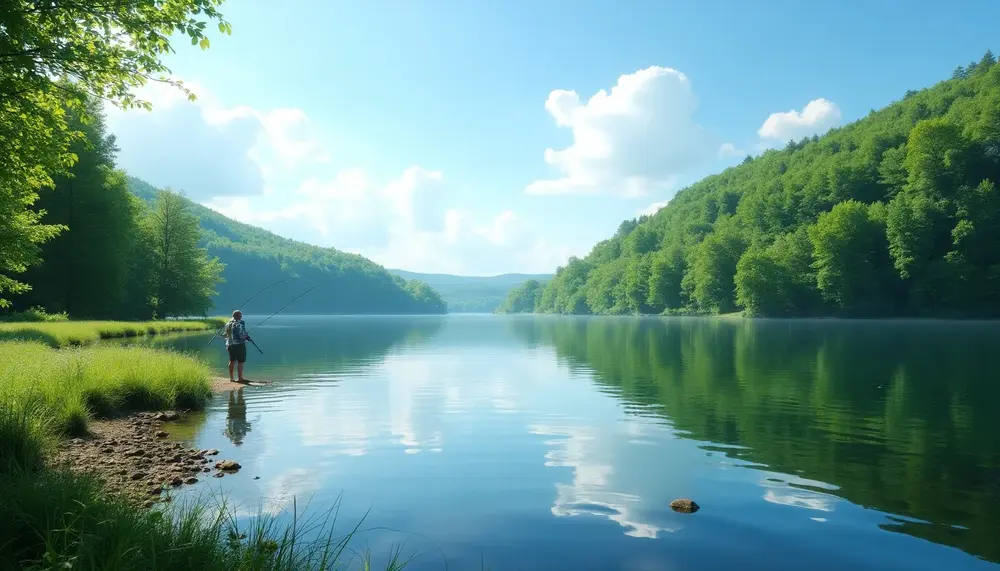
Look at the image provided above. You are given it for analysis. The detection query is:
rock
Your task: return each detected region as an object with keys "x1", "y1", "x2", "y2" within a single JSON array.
[
  {"x1": 70, "y1": 438, "x2": 84, "y2": 445},
  {"x1": 215, "y1": 460, "x2": 240, "y2": 472},
  {"x1": 154, "y1": 411, "x2": 179, "y2": 422},
  {"x1": 148, "y1": 487, "x2": 162, "y2": 496},
  {"x1": 124, "y1": 448, "x2": 145, "y2": 457},
  {"x1": 130, "y1": 471, "x2": 147, "y2": 481},
  {"x1": 203, "y1": 449, "x2": 220, "y2": 456},
  {"x1": 253, "y1": 476, "x2": 260, "y2": 480},
  {"x1": 202, "y1": 467, "x2": 211, "y2": 473},
  {"x1": 170, "y1": 477, "x2": 183, "y2": 487},
  {"x1": 144, "y1": 500, "x2": 155, "y2": 509},
  {"x1": 185, "y1": 477, "x2": 198, "y2": 485},
  {"x1": 669, "y1": 499, "x2": 700, "y2": 514},
  {"x1": 213, "y1": 472, "x2": 225, "y2": 478},
  {"x1": 155, "y1": 431, "x2": 169, "y2": 438},
  {"x1": 100, "y1": 447, "x2": 115, "y2": 454}
]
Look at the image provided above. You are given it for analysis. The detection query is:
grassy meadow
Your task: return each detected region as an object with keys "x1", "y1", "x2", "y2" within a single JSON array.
[{"x1": 0, "y1": 317, "x2": 226, "y2": 347}]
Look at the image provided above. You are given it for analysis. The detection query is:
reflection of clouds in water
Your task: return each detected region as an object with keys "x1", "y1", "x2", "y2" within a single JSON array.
[
  {"x1": 531, "y1": 423, "x2": 675, "y2": 539},
  {"x1": 760, "y1": 476, "x2": 839, "y2": 513},
  {"x1": 228, "y1": 467, "x2": 324, "y2": 518},
  {"x1": 385, "y1": 357, "x2": 443, "y2": 453},
  {"x1": 296, "y1": 390, "x2": 372, "y2": 456},
  {"x1": 762, "y1": 489, "x2": 836, "y2": 512},
  {"x1": 291, "y1": 351, "x2": 524, "y2": 459}
]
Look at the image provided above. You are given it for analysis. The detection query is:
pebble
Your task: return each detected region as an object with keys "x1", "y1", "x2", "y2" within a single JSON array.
[
  {"x1": 669, "y1": 498, "x2": 700, "y2": 514},
  {"x1": 185, "y1": 477, "x2": 198, "y2": 484},
  {"x1": 155, "y1": 431, "x2": 169, "y2": 438},
  {"x1": 213, "y1": 472, "x2": 225, "y2": 478}
]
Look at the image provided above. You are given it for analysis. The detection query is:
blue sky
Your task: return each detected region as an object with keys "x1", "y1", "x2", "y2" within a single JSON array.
[{"x1": 105, "y1": 0, "x2": 1000, "y2": 275}]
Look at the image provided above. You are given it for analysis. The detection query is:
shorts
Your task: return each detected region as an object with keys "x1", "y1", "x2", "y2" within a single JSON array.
[{"x1": 227, "y1": 343, "x2": 247, "y2": 363}]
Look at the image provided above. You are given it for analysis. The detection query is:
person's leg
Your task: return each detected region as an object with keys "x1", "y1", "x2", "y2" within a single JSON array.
[
  {"x1": 237, "y1": 344, "x2": 248, "y2": 381},
  {"x1": 228, "y1": 347, "x2": 236, "y2": 381}
]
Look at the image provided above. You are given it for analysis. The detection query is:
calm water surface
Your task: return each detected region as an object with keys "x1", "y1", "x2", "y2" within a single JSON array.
[{"x1": 142, "y1": 315, "x2": 1000, "y2": 571}]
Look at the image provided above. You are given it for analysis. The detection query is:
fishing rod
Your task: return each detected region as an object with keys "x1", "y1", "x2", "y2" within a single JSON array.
[
  {"x1": 207, "y1": 278, "x2": 301, "y2": 346},
  {"x1": 246, "y1": 282, "x2": 323, "y2": 335}
]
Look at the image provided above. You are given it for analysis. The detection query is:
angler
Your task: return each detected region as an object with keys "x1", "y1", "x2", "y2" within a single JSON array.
[{"x1": 223, "y1": 310, "x2": 255, "y2": 383}]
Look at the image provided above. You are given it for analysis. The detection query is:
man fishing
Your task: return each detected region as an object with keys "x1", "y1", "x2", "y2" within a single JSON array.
[{"x1": 223, "y1": 310, "x2": 253, "y2": 383}]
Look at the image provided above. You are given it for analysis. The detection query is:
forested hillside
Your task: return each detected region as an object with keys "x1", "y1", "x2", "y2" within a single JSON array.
[
  {"x1": 530, "y1": 53, "x2": 1000, "y2": 318},
  {"x1": 128, "y1": 178, "x2": 447, "y2": 315},
  {"x1": 388, "y1": 269, "x2": 551, "y2": 312}
]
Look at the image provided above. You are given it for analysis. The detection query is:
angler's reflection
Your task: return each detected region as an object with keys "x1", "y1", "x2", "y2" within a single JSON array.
[{"x1": 224, "y1": 387, "x2": 251, "y2": 445}]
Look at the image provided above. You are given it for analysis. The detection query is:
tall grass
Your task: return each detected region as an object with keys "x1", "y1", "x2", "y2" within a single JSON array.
[
  {"x1": 0, "y1": 342, "x2": 212, "y2": 436},
  {"x1": 0, "y1": 467, "x2": 412, "y2": 571},
  {"x1": 0, "y1": 318, "x2": 227, "y2": 347},
  {"x1": 0, "y1": 341, "x2": 416, "y2": 570}
]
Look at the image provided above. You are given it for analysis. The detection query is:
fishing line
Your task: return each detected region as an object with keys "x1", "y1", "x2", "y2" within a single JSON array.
[
  {"x1": 246, "y1": 282, "x2": 323, "y2": 335},
  {"x1": 207, "y1": 277, "x2": 301, "y2": 346}
]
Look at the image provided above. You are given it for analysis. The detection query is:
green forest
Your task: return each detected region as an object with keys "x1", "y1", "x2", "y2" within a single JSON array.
[{"x1": 501, "y1": 52, "x2": 1000, "y2": 318}]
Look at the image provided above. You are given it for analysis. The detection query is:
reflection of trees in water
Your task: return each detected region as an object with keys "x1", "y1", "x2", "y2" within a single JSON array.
[
  {"x1": 512, "y1": 316, "x2": 1000, "y2": 563},
  {"x1": 224, "y1": 387, "x2": 251, "y2": 446}
]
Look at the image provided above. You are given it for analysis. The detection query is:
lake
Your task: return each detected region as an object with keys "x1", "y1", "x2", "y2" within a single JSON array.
[{"x1": 139, "y1": 315, "x2": 1000, "y2": 571}]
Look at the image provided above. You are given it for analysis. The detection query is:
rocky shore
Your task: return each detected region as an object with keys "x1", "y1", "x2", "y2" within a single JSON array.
[{"x1": 52, "y1": 410, "x2": 243, "y2": 509}]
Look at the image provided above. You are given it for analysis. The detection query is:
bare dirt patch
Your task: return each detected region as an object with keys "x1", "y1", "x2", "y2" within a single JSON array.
[{"x1": 210, "y1": 376, "x2": 271, "y2": 393}]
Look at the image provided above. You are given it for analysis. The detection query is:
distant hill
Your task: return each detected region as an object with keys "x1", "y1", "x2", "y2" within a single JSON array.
[
  {"x1": 534, "y1": 53, "x2": 1000, "y2": 318},
  {"x1": 127, "y1": 177, "x2": 446, "y2": 315},
  {"x1": 387, "y1": 269, "x2": 553, "y2": 313}
]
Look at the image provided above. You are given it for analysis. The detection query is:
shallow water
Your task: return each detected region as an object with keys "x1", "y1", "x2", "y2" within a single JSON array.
[{"x1": 142, "y1": 315, "x2": 1000, "y2": 570}]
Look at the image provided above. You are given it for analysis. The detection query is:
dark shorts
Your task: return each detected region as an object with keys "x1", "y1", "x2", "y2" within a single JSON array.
[{"x1": 227, "y1": 343, "x2": 247, "y2": 363}]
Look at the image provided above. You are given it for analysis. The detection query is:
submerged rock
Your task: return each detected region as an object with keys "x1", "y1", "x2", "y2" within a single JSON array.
[
  {"x1": 215, "y1": 460, "x2": 240, "y2": 472},
  {"x1": 669, "y1": 498, "x2": 700, "y2": 514}
]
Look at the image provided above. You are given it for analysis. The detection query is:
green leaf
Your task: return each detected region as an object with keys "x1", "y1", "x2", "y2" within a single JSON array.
[{"x1": 199, "y1": 37, "x2": 210, "y2": 50}]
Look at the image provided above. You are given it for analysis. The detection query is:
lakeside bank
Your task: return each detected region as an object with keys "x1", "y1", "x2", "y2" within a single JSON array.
[{"x1": 0, "y1": 324, "x2": 408, "y2": 571}]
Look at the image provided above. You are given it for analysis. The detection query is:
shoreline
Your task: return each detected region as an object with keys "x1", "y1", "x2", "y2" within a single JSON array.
[
  {"x1": 51, "y1": 409, "x2": 245, "y2": 509},
  {"x1": 49, "y1": 377, "x2": 270, "y2": 508}
]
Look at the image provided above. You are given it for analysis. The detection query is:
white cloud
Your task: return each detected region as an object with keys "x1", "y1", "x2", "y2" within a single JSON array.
[
  {"x1": 104, "y1": 80, "x2": 329, "y2": 200},
  {"x1": 526, "y1": 66, "x2": 713, "y2": 197},
  {"x1": 637, "y1": 200, "x2": 669, "y2": 217},
  {"x1": 105, "y1": 79, "x2": 573, "y2": 275},
  {"x1": 718, "y1": 142, "x2": 744, "y2": 158},
  {"x1": 206, "y1": 168, "x2": 569, "y2": 275},
  {"x1": 758, "y1": 98, "x2": 842, "y2": 142}
]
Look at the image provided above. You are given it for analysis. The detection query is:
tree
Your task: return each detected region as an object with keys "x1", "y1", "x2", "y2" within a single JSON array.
[
  {"x1": 143, "y1": 190, "x2": 224, "y2": 317},
  {"x1": 808, "y1": 201, "x2": 892, "y2": 313},
  {"x1": 19, "y1": 95, "x2": 142, "y2": 318},
  {"x1": 647, "y1": 244, "x2": 686, "y2": 312},
  {"x1": 0, "y1": 0, "x2": 229, "y2": 306},
  {"x1": 496, "y1": 280, "x2": 544, "y2": 313},
  {"x1": 684, "y1": 218, "x2": 747, "y2": 313}
]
